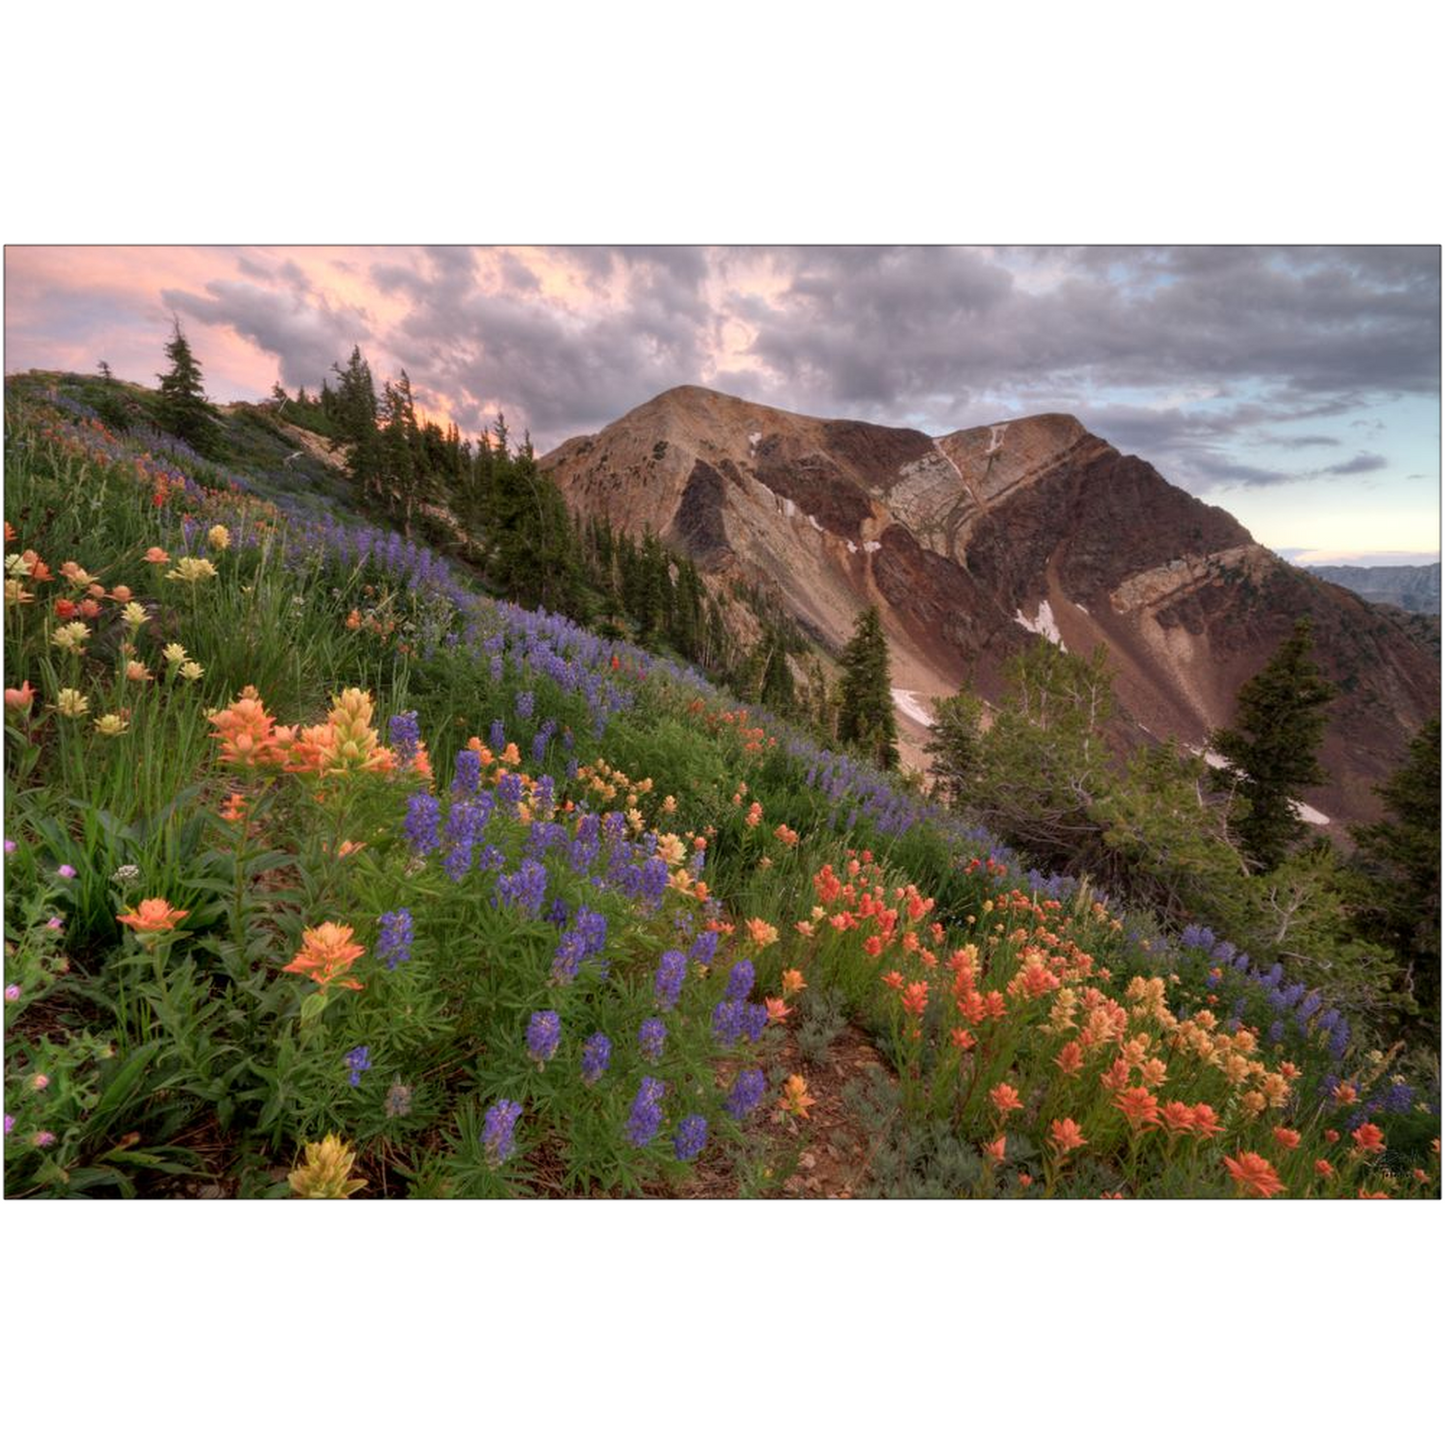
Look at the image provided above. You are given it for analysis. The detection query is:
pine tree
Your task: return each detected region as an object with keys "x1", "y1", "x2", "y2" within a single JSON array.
[
  {"x1": 1210, "y1": 618, "x2": 1335, "y2": 872},
  {"x1": 1350, "y1": 716, "x2": 1441, "y2": 1032},
  {"x1": 926, "y1": 688, "x2": 984, "y2": 804},
  {"x1": 155, "y1": 319, "x2": 220, "y2": 454},
  {"x1": 837, "y1": 606, "x2": 898, "y2": 770}
]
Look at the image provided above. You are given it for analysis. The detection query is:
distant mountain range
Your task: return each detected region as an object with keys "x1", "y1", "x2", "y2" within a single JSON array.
[
  {"x1": 1303, "y1": 563, "x2": 1440, "y2": 615},
  {"x1": 543, "y1": 386, "x2": 1440, "y2": 829}
]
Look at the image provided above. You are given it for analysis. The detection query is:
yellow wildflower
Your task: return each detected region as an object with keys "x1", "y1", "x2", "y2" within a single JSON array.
[
  {"x1": 165, "y1": 556, "x2": 218, "y2": 584},
  {"x1": 178, "y1": 660, "x2": 205, "y2": 682},
  {"x1": 162, "y1": 642, "x2": 189, "y2": 666},
  {"x1": 287, "y1": 1134, "x2": 366, "y2": 1199},
  {"x1": 51, "y1": 621, "x2": 91, "y2": 655},
  {"x1": 207, "y1": 524, "x2": 231, "y2": 551},
  {"x1": 94, "y1": 712, "x2": 129, "y2": 737},
  {"x1": 121, "y1": 601, "x2": 150, "y2": 628},
  {"x1": 56, "y1": 688, "x2": 91, "y2": 719}
]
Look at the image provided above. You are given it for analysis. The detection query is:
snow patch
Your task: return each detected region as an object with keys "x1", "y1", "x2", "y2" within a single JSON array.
[
  {"x1": 1293, "y1": 800, "x2": 1331, "y2": 826},
  {"x1": 1014, "y1": 599, "x2": 1066, "y2": 650},
  {"x1": 807, "y1": 514, "x2": 824, "y2": 533},
  {"x1": 892, "y1": 689, "x2": 936, "y2": 727},
  {"x1": 846, "y1": 540, "x2": 858, "y2": 554},
  {"x1": 863, "y1": 540, "x2": 881, "y2": 554},
  {"x1": 781, "y1": 496, "x2": 796, "y2": 520},
  {"x1": 1075, "y1": 602, "x2": 1089, "y2": 615},
  {"x1": 748, "y1": 431, "x2": 761, "y2": 449},
  {"x1": 985, "y1": 423, "x2": 1008, "y2": 457}
]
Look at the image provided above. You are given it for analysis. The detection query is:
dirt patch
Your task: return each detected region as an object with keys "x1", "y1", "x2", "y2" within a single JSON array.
[{"x1": 670, "y1": 1021, "x2": 894, "y2": 1200}]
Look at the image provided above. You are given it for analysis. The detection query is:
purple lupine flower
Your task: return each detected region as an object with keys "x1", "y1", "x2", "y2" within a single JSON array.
[
  {"x1": 574, "y1": 906, "x2": 608, "y2": 957},
  {"x1": 515, "y1": 690, "x2": 534, "y2": 722},
  {"x1": 376, "y1": 909, "x2": 414, "y2": 970},
  {"x1": 724, "y1": 1068, "x2": 767, "y2": 1120},
  {"x1": 551, "y1": 932, "x2": 587, "y2": 986},
  {"x1": 526, "y1": 1009, "x2": 561, "y2": 1064},
  {"x1": 688, "y1": 930, "x2": 719, "y2": 966},
  {"x1": 498, "y1": 859, "x2": 548, "y2": 915},
  {"x1": 742, "y1": 1003, "x2": 769, "y2": 1043},
  {"x1": 639, "y1": 856, "x2": 670, "y2": 910},
  {"x1": 532, "y1": 720, "x2": 557, "y2": 762},
  {"x1": 476, "y1": 844, "x2": 505, "y2": 873},
  {"x1": 580, "y1": 1032, "x2": 612, "y2": 1085},
  {"x1": 1268, "y1": 1020, "x2": 1285, "y2": 1045},
  {"x1": 404, "y1": 792, "x2": 441, "y2": 854},
  {"x1": 345, "y1": 1045, "x2": 372, "y2": 1087},
  {"x1": 638, "y1": 1016, "x2": 667, "y2": 1062},
  {"x1": 489, "y1": 719, "x2": 506, "y2": 753},
  {"x1": 674, "y1": 1114, "x2": 708, "y2": 1162},
  {"x1": 453, "y1": 748, "x2": 482, "y2": 797},
  {"x1": 546, "y1": 896, "x2": 570, "y2": 927},
  {"x1": 388, "y1": 710, "x2": 421, "y2": 767},
  {"x1": 533, "y1": 775, "x2": 555, "y2": 815},
  {"x1": 496, "y1": 772, "x2": 524, "y2": 812},
  {"x1": 712, "y1": 1000, "x2": 746, "y2": 1046},
  {"x1": 725, "y1": 958, "x2": 755, "y2": 1002},
  {"x1": 482, "y1": 1098, "x2": 523, "y2": 1164},
  {"x1": 654, "y1": 949, "x2": 687, "y2": 1011},
  {"x1": 625, "y1": 1076, "x2": 666, "y2": 1147}
]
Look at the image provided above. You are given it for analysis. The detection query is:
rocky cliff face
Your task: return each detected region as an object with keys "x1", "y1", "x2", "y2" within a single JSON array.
[{"x1": 542, "y1": 386, "x2": 1440, "y2": 828}]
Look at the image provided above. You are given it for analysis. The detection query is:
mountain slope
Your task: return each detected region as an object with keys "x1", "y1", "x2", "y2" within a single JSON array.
[
  {"x1": 1305, "y1": 562, "x2": 1441, "y2": 615},
  {"x1": 543, "y1": 386, "x2": 1440, "y2": 828}
]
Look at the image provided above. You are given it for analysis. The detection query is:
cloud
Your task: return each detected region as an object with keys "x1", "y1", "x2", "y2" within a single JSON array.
[
  {"x1": 1320, "y1": 451, "x2": 1388, "y2": 476},
  {"x1": 162, "y1": 275, "x2": 372, "y2": 392}
]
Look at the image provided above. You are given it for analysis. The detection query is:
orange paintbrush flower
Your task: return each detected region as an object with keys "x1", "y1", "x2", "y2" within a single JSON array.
[
  {"x1": 1314, "y1": 1158, "x2": 1335, "y2": 1178},
  {"x1": 1332, "y1": 1082, "x2": 1358, "y2": 1106},
  {"x1": 1272, "y1": 1126, "x2": 1302, "y2": 1152},
  {"x1": 209, "y1": 687, "x2": 283, "y2": 768},
  {"x1": 1224, "y1": 1152, "x2": 1287, "y2": 1199},
  {"x1": 1188, "y1": 1104, "x2": 1225, "y2": 1139},
  {"x1": 1352, "y1": 1122, "x2": 1386, "y2": 1154},
  {"x1": 1054, "y1": 1040, "x2": 1084, "y2": 1076},
  {"x1": 779, "y1": 1074, "x2": 816, "y2": 1119},
  {"x1": 949, "y1": 1027, "x2": 976, "y2": 1051},
  {"x1": 116, "y1": 897, "x2": 189, "y2": 933},
  {"x1": 983, "y1": 1136, "x2": 1007, "y2": 1163},
  {"x1": 1159, "y1": 1100, "x2": 1195, "y2": 1136},
  {"x1": 745, "y1": 917, "x2": 779, "y2": 950},
  {"x1": 219, "y1": 793, "x2": 248, "y2": 823},
  {"x1": 1113, "y1": 1087, "x2": 1160, "y2": 1132},
  {"x1": 900, "y1": 981, "x2": 930, "y2": 1017},
  {"x1": 780, "y1": 968, "x2": 806, "y2": 997},
  {"x1": 143, "y1": 546, "x2": 171, "y2": 564},
  {"x1": 1049, "y1": 1118, "x2": 1088, "y2": 1155},
  {"x1": 765, "y1": 997, "x2": 792, "y2": 1025},
  {"x1": 283, "y1": 922, "x2": 365, "y2": 991},
  {"x1": 1357, "y1": 1187, "x2": 1389, "y2": 1199},
  {"x1": 988, "y1": 1082, "x2": 1023, "y2": 1116}
]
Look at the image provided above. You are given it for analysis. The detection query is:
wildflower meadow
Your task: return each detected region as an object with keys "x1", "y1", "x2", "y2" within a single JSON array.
[{"x1": 3, "y1": 375, "x2": 1440, "y2": 1199}]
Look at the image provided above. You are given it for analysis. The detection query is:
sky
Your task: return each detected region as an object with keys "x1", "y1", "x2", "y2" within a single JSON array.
[{"x1": 4, "y1": 243, "x2": 1439, "y2": 565}]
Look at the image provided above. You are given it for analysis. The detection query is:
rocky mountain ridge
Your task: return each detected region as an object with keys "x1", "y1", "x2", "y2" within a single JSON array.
[{"x1": 543, "y1": 386, "x2": 1440, "y2": 829}]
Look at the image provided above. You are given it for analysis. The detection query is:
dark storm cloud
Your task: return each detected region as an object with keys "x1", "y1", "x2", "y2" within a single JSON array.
[
  {"x1": 382, "y1": 247, "x2": 714, "y2": 438},
  {"x1": 163, "y1": 276, "x2": 371, "y2": 393},
  {"x1": 731, "y1": 245, "x2": 1439, "y2": 431}
]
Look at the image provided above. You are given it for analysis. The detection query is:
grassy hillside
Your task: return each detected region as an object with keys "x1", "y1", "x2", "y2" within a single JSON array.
[{"x1": 3, "y1": 373, "x2": 1438, "y2": 1199}]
